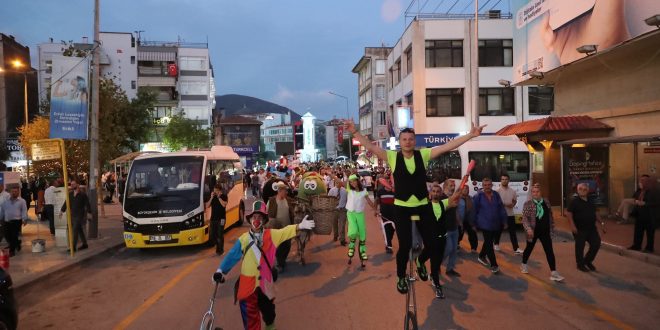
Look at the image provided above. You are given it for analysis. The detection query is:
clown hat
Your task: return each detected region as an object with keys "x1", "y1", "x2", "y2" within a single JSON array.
[{"x1": 246, "y1": 200, "x2": 269, "y2": 221}]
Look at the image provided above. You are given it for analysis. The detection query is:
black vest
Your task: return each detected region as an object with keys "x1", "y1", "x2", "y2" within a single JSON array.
[{"x1": 393, "y1": 150, "x2": 428, "y2": 202}]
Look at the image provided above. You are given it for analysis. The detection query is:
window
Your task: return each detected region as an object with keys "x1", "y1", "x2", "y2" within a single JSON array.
[
  {"x1": 405, "y1": 47, "x2": 412, "y2": 76},
  {"x1": 425, "y1": 40, "x2": 463, "y2": 67},
  {"x1": 179, "y1": 56, "x2": 206, "y2": 71},
  {"x1": 359, "y1": 88, "x2": 372, "y2": 107},
  {"x1": 375, "y1": 84, "x2": 386, "y2": 100},
  {"x1": 359, "y1": 114, "x2": 371, "y2": 130},
  {"x1": 479, "y1": 88, "x2": 515, "y2": 116},
  {"x1": 427, "y1": 151, "x2": 462, "y2": 182},
  {"x1": 426, "y1": 89, "x2": 464, "y2": 117},
  {"x1": 131, "y1": 80, "x2": 136, "y2": 89},
  {"x1": 468, "y1": 152, "x2": 530, "y2": 181},
  {"x1": 179, "y1": 81, "x2": 208, "y2": 95},
  {"x1": 378, "y1": 111, "x2": 386, "y2": 125},
  {"x1": 45, "y1": 60, "x2": 52, "y2": 73},
  {"x1": 130, "y1": 56, "x2": 136, "y2": 64},
  {"x1": 528, "y1": 86, "x2": 554, "y2": 115},
  {"x1": 478, "y1": 39, "x2": 513, "y2": 67},
  {"x1": 376, "y1": 60, "x2": 386, "y2": 75}
]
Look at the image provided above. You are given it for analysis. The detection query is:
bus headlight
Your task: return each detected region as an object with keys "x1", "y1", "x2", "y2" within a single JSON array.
[
  {"x1": 182, "y1": 213, "x2": 204, "y2": 230},
  {"x1": 123, "y1": 218, "x2": 139, "y2": 232}
]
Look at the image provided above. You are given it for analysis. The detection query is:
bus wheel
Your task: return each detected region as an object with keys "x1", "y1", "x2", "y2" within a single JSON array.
[{"x1": 238, "y1": 202, "x2": 245, "y2": 226}]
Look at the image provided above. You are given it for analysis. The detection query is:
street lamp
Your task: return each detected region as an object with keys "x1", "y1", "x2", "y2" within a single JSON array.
[
  {"x1": 328, "y1": 91, "x2": 352, "y2": 161},
  {"x1": 1, "y1": 59, "x2": 34, "y2": 179}
]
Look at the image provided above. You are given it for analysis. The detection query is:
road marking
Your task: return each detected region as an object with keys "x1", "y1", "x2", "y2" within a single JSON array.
[
  {"x1": 461, "y1": 242, "x2": 634, "y2": 330},
  {"x1": 113, "y1": 250, "x2": 214, "y2": 330}
]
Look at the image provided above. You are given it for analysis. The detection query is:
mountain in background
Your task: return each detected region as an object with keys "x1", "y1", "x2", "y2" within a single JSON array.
[{"x1": 214, "y1": 94, "x2": 301, "y2": 121}]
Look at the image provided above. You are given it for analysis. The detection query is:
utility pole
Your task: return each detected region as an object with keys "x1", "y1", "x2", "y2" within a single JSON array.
[
  {"x1": 471, "y1": 0, "x2": 480, "y2": 127},
  {"x1": 88, "y1": 0, "x2": 100, "y2": 238},
  {"x1": 328, "y1": 91, "x2": 352, "y2": 161}
]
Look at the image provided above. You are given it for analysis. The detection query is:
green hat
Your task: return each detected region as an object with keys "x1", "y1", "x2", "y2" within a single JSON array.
[{"x1": 349, "y1": 174, "x2": 359, "y2": 181}]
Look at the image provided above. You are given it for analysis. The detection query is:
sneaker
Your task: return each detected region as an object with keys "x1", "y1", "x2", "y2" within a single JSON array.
[
  {"x1": 385, "y1": 246, "x2": 393, "y2": 254},
  {"x1": 577, "y1": 265, "x2": 590, "y2": 272},
  {"x1": 79, "y1": 244, "x2": 88, "y2": 250},
  {"x1": 446, "y1": 269, "x2": 461, "y2": 277},
  {"x1": 491, "y1": 266, "x2": 500, "y2": 274},
  {"x1": 347, "y1": 247, "x2": 355, "y2": 258},
  {"x1": 477, "y1": 256, "x2": 490, "y2": 267},
  {"x1": 396, "y1": 277, "x2": 408, "y2": 294},
  {"x1": 520, "y1": 263, "x2": 529, "y2": 274},
  {"x1": 433, "y1": 281, "x2": 445, "y2": 299},
  {"x1": 494, "y1": 244, "x2": 501, "y2": 251},
  {"x1": 416, "y1": 259, "x2": 429, "y2": 281},
  {"x1": 586, "y1": 263, "x2": 596, "y2": 271},
  {"x1": 514, "y1": 248, "x2": 524, "y2": 255},
  {"x1": 550, "y1": 271, "x2": 565, "y2": 282}
]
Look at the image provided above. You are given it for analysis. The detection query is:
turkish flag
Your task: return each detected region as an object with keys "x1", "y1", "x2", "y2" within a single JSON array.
[
  {"x1": 337, "y1": 126, "x2": 344, "y2": 143},
  {"x1": 167, "y1": 63, "x2": 178, "y2": 77}
]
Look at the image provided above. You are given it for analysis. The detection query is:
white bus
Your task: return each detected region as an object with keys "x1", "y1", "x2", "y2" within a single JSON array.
[
  {"x1": 429, "y1": 135, "x2": 532, "y2": 222},
  {"x1": 122, "y1": 146, "x2": 245, "y2": 248}
]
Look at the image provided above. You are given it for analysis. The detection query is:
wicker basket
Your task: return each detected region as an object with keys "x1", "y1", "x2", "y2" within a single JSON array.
[{"x1": 309, "y1": 195, "x2": 338, "y2": 235}]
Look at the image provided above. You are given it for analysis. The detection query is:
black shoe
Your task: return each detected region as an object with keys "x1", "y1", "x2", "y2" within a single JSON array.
[
  {"x1": 340, "y1": 241, "x2": 347, "y2": 246},
  {"x1": 396, "y1": 277, "x2": 408, "y2": 294},
  {"x1": 643, "y1": 248, "x2": 654, "y2": 254},
  {"x1": 385, "y1": 246, "x2": 393, "y2": 254},
  {"x1": 216, "y1": 249, "x2": 224, "y2": 256},
  {"x1": 446, "y1": 269, "x2": 461, "y2": 277},
  {"x1": 16, "y1": 244, "x2": 21, "y2": 252},
  {"x1": 416, "y1": 259, "x2": 428, "y2": 282},
  {"x1": 577, "y1": 264, "x2": 590, "y2": 272},
  {"x1": 628, "y1": 245, "x2": 641, "y2": 251},
  {"x1": 586, "y1": 263, "x2": 596, "y2": 271},
  {"x1": 333, "y1": 237, "x2": 338, "y2": 242},
  {"x1": 433, "y1": 281, "x2": 445, "y2": 299},
  {"x1": 79, "y1": 244, "x2": 88, "y2": 250}
]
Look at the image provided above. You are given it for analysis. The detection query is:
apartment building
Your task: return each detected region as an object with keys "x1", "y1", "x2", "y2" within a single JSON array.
[{"x1": 352, "y1": 47, "x2": 392, "y2": 147}]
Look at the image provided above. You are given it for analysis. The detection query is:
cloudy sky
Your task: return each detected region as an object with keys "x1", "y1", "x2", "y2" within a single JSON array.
[{"x1": 1, "y1": 0, "x2": 425, "y2": 120}]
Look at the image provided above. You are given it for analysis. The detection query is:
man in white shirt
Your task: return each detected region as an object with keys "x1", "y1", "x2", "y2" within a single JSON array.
[
  {"x1": 328, "y1": 179, "x2": 348, "y2": 245},
  {"x1": 495, "y1": 174, "x2": 522, "y2": 254},
  {"x1": 43, "y1": 179, "x2": 58, "y2": 235}
]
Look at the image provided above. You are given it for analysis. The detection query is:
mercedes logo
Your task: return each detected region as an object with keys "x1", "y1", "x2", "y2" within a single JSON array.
[{"x1": 157, "y1": 225, "x2": 163, "y2": 232}]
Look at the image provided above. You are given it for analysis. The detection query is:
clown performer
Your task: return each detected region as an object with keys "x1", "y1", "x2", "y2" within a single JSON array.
[
  {"x1": 346, "y1": 174, "x2": 377, "y2": 267},
  {"x1": 213, "y1": 200, "x2": 315, "y2": 330}
]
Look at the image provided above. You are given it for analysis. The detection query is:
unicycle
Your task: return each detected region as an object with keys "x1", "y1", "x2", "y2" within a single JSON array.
[
  {"x1": 200, "y1": 282, "x2": 223, "y2": 330},
  {"x1": 404, "y1": 221, "x2": 422, "y2": 330}
]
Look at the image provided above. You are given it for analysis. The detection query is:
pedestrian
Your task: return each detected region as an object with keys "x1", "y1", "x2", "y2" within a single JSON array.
[
  {"x1": 346, "y1": 119, "x2": 485, "y2": 297},
  {"x1": 0, "y1": 184, "x2": 11, "y2": 244},
  {"x1": 346, "y1": 174, "x2": 377, "y2": 263},
  {"x1": 494, "y1": 174, "x2": 523, "y2": 254},
  {"x1": 212, "y1": 200, "x2": 315, "y2": 330},
  {"x1": 206, "y1": 184, "x2": 228, "y2": 255},
  {"x1": 627, "y1": 174, "x2": 658, "y2": 253},
  {"x1": 566, "y1": 183, "x2": 602, "y2": 272},
  {"x1": 0, "y1": 186, "x2": 27, "y2": 256},
  {"x1": 440, "y1": 180, "x2": 461, "y2": 277},
  {"x1": 375, "y1": 175, "x2": 396, "y2": 253},
  {"x1": 43, "y1": 179, "x2": 57, "y2": 235},
  {"x1": 328, "y1": 178, "x2": 348, "y2": 246},
  {"x1": 472, "y1": 177, "x2": 508, "y2": 274},
  {"x1": 267, "y1": 182, "x2": 295, "y2": 271},
  {"x1": 457, "y1": 185, "x2": 478, "y2": 252},
  {"x1": 117, "y1": 172, "x2": 127, "y2": 203},
  {"x1": 520, "y1": 185, "x2": 565, "y2": 281},
  {"x1": 21, "y1": 179, "x2": 31, "y2": 211},
  {"x1": 60, "y1": 179, "x2": 91, "y2": 252}
]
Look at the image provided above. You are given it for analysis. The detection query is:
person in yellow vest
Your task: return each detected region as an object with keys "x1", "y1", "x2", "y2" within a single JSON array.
[{"x1": 212, "y1": 200, "x2": 315, "y2": 330}]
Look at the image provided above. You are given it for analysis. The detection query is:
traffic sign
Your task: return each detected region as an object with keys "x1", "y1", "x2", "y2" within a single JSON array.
[{"x1": 31, "y1": 140, "x2": 62, "y2": 161}]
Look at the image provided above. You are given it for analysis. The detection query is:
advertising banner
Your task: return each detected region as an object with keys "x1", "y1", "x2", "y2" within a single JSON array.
[
  {"x1": 512, "y1": 0, "x2": 660, "y2": 83},
  {"x1": 49, "y1": 55, "x2": 90, "y2": 139},
  {"x1": 563, "y1": 146, "x2": 609, "y2": 206}
]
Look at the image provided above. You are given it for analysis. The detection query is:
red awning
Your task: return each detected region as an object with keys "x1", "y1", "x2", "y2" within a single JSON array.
[{"x1": 496, "y1": 115, "x2": 612, "y2": 136}]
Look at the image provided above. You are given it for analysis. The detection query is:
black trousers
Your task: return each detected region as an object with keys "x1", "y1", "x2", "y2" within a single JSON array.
[
  {"x1": 574, "y1": 229, "x2": 601, "y2": 266},
  {"x1": 72, "y1": 217, "x2": 87, "y2": 248},
  {"x1": 494, "y1": 216, "x2": 519, "y2": 250},
  {"x1": 276, "y1": 239, "x2": 291, "y2": 268},
  {"x1": 382, "y1": 217, "x2": 396, "y2": 248},
  {"x1": 209, "y1": 219, "x2": 225, "y2": 254},
  {"x1": 632, "y1": 215, "x2": 655, "y2": 251},
  {"x1": 522, "y1": 229, "x2": 556, "y2": 271},
  {"x1": 479, "y1": 230, "x2": 498, "y2": 267},
  {"x1": 394, "y1": 204, "x2": 442, "y2": 283},
  {"x1": 43, "y1": 205, "x2": 55, "y2": 235},
  {"x1": 458, "y1": 221, "x2": 478, "y2": 250},
  {"x1": 6, "y1": 220, "x2": 23, "y2": 253}
]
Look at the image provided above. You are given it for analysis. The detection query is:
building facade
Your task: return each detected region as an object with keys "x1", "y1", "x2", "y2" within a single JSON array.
[
  {"x1": 352, "y1": 47, "x2": 392, "y2": 147},
  {"x1": 214, "y1": 115, "x2": 262, "y2": 168}
]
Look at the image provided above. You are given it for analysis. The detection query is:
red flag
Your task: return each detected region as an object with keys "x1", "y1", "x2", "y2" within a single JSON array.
[
  {"x1": 337, "y1": 125, "x2": 344, "y2": 143},
  {"x1": 167, "y1": 63, "x2": 178, "y2": 76}
]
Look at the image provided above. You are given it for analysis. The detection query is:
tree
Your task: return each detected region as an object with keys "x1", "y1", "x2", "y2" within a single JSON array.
[{"x1": 162, "y1": 112, "x2": 211, "y2": 151}]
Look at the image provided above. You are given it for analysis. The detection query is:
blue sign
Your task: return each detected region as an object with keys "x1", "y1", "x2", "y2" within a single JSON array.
[
  {"x1": 232, "y1": 145, "x2": 258, "y2": 154},
  {"x1": 49, "y1": 55, "x2": 90, "y2": 140},
  {"x1": 415, "y1": 134, "x2": 460, "y2": 147}
]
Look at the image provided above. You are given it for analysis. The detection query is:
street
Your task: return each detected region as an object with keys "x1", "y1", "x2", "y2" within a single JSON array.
[{"x1": 16, "y1": 210, "x2": 660, "y2": 330}]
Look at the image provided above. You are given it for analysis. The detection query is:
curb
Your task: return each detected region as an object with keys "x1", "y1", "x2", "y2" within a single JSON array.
[{"x1": 554, "y1": 229, "x2": 660, "y2": 267}]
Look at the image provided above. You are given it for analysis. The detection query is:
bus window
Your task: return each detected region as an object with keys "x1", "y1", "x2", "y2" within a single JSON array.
[
  {"x1": 469, "y1": 152, "x2": 530, "y2": 182},
  {"x1": 428, "y1": 151, "x2": 462, "y2": 181}
]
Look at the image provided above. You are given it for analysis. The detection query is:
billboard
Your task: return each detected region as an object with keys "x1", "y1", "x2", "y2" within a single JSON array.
[
  {"x1": 49, "y1": 55, "x2": 90, "y2": 139},
  {"x1": 512, "y1": 0, "x2": 660, "y2": 83},
  {"x1": 563, "y1": 146, "x2": 609, "y2": 206}
]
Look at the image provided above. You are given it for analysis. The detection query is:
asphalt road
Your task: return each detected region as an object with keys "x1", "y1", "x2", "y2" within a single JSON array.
[{"x1": 16, "y1": 210, "x2": 660, "y2": 330}]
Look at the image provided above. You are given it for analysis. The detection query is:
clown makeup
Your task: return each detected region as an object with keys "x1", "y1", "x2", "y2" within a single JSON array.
[{"x1": 250, "y1": 213, "x2": 265, "y2": 232}]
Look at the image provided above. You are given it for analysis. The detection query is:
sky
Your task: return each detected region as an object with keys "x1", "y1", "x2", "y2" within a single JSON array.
[{"x1": 0, "y1": 0, "x2": 423, "y2": 121}]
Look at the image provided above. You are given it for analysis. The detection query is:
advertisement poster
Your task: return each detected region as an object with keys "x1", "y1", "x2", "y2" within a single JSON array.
[
  {"x1": 512, "y1": 0, "x2": 660, "y2": 83},
  {"x1": 563, "y1": 146, "x2": 609, "y2": 205},
  {"x1": 49, "y1": 55, "x2": 90, "y2": 140}
]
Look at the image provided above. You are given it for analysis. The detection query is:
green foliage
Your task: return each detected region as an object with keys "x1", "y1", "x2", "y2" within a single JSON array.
[{"x1": 162, "y1": 112, "x2": 211, "y2": 151}]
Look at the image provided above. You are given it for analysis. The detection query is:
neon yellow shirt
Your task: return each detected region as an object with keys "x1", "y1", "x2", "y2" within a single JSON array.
[
  {"x1": 432, "y1": 200, "x2": 449, "y2": 221},
  {"x1": 386, "y1": 148, "x2": 432, "y2": 207}
]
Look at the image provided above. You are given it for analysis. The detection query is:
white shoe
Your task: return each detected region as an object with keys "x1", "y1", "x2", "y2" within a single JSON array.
[
  {"x1": 521, "y1": 263, "x2": 529, "y2": 274},
  {"x1": 491, "y1": 266, "x2": 500, "y2": 274},
  {"x1": 550, "y1": 271, "x2": 565, "y2": 282},
  {"x1": 494, "y1": 244, "x2": 501, "y2": 251},
  {"x1": 514, "y1": 248, "x2": 524, "y2": 255}
]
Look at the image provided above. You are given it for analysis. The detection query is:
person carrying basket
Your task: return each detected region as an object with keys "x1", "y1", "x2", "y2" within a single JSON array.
[{"x1": 212, "y1": 200, "x2": 315, "y2": 330}]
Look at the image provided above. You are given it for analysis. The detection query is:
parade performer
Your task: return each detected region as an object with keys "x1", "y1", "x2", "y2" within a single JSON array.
[
  {"x1": 293, "y1": 171, "x2": 327, "y2": 265},
  {"x1": 213, "y1": 200, "x2": 315, "y2": 330},
  {"x1": 346, "y1": 174, "x2": 377, "y2": 267}
]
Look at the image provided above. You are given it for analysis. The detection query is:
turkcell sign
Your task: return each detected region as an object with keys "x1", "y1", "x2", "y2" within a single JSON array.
[
  {"x1": 415, "y1": 134, "x2": 459, "y2": 147},
  {"x1": 232, "y1": 145, "x2": 257, "y2": 154}
]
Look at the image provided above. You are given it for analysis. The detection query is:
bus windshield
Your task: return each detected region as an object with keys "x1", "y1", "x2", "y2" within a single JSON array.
[
  {"x1": 469, "y1": 152, "x2": 530, "y2": 182},
  {"x1": 124, "y1": 155, "x2": 204, "y2": 218}
]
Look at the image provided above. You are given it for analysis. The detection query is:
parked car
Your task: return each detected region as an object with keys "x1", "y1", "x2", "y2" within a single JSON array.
[
  {"x1": 335, "y1": 156, "x2": 349, "y2": 163},
  {"x1": 0, "y1": 268, "x2": 17, "y2": 330}
]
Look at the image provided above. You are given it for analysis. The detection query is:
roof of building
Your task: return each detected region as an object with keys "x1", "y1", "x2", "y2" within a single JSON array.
[
  {"x1": 496, "y1": 115, "x2": 613, "y2": 136},
  {"x1": 216, "y1": 115, "x2": 262, "y2": 125},
  {"x1": 558, "y1": 134, "x2": 660, "y2": 145},
  {"x1": 214, "y1": 94, "x2": 301, "y2": 120}
]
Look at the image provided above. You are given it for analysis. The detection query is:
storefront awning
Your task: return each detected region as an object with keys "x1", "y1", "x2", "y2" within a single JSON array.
[{"x1": 558, "y1": 134, "x2": 660, "y2": 145}]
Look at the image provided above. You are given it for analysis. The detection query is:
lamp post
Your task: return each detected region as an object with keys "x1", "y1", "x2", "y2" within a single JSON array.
[
  {"x1": 328, "y1": 91, "x2": 352, "y2": 161},
  {"x1": 1, "y1": 60, "x2": 33, "y2": 179}
]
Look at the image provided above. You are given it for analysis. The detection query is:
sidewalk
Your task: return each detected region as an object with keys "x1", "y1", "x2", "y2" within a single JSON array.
[
  {"x1": 551, "y1": 206, "x2": 660, "y2": 266},
  {"x1": 8, "y1": 201, "x2": 125, "y2": 290}
]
